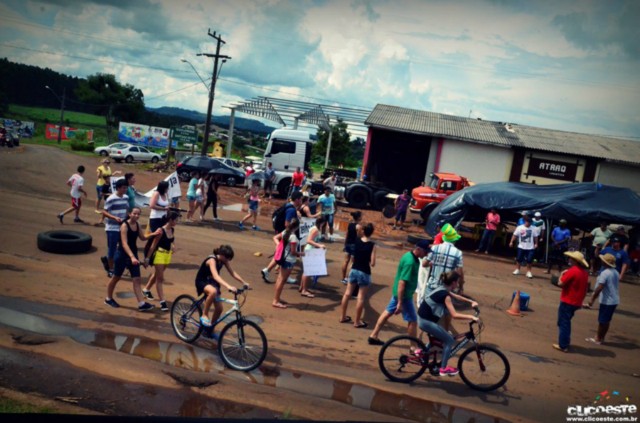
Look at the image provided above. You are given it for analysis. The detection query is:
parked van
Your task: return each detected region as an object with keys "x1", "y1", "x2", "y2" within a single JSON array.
[{"x1": 263, "y1": 129, "x2": 315, "y2": 197}]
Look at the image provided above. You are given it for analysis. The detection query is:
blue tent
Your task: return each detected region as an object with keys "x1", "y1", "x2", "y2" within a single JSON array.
[{"x1": 425, "y1": 182, "x2": 640, "y2": 236}]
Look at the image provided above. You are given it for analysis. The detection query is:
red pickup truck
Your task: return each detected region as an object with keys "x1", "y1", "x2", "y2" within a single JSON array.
[{"x1": 410, "y1": 172, "x2": 473, "y2": 221}]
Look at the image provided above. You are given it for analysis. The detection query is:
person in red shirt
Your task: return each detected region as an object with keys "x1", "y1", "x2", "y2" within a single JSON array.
[
  {"x1": 476, "y1": 208, "x2": 501, "y2": 254},
  {"x1": 553, "y1": 251, "x2": 589, "y2": 352},
  {"x1": 290, "y1": 167, "x2": 304, "y2": 196}
]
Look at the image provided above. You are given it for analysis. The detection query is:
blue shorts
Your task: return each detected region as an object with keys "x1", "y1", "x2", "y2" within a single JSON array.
[
  {"x1": 343, "y1": 243, "x2": 355, "y2": 256},
  {"x1": 385, "y1": 296, "x2": 417, "y2": 322},
  {"x1": 196, "y1": 194, "x2": 204, "y2": 203},
  {"x1": 113, "y1": 250, "x2": 141, "y2": 278},
  {"x1": 106, "y1": 230, "x2": 121, "y2": 260},
  {"x1": 171, "y1": 196, "x2": 180, "y2": 204},
  {"x1": 348, "y1": 269, "x2": 371, "y2": 287},
  {"x1": 96, "y1": 185, "x2": 103, "y2": 200},
  {"x1": 395, "y1": 210, "x2": 407, "y2": 222},
  {"x1": 598, "y1": 304, "x2": 617, "y2": 324},
  {"x1": 248, "y1": 200, "x2": 259, "y2": 212},
  {"x1": 187, "y1": 194, "x2": 196, "y2": 202},
  {"x1": 516, "y1": 248, "x2": 535, "y2": 264},
  {"x1": 280, "y1": 260, "x2": 295, "y2": 270}
]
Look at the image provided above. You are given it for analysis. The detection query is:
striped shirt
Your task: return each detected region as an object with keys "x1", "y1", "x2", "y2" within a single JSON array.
[
  {"x1": 426, "y1": 242, "x2": 463, "y2": 292},
  {"x1": 104, "y1": 193, "x2": 130, "y2": 232}
]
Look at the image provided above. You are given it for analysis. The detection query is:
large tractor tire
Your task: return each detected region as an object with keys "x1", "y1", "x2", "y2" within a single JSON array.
[{"x1": 37, "y1": 230, "x2": 92, "y2": 254}]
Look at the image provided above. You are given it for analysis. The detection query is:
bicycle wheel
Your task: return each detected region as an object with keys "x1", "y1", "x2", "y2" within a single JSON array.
[
  {"x1": 458, "y1": 344, "x2": 510, "y2": 391},
  {"x1": 170, "y1": 294, "x2": 203, "y2": 343},
  {"x1": 378, "y1": 335, "x2": 428, "y2": 383},
  {"x1": 218, "y1": 318, "x2": 268, "y2": 371}
]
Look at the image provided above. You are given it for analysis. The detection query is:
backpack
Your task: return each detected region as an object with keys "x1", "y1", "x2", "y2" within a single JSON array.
[
  {"x1": 273, "y1": 237, "x2": 289, "y2": 266},
  {"x1": 272, "y1": 203, "x2": 294, "y2": 233}
]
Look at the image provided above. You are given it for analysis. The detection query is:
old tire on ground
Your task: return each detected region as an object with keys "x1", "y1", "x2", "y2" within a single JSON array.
[
  {"x1": 37, "y1": 230, "x2": 92, "y2": 254},
  {"x1": 382, "y1": 204, "x2": 395, "y2": 218},
  {"x1": 347, "y1": 187, "x2": 368, "y2": 209},
  {"x1": 420, "y1": 203, "x2": 438, "y2": 222},
  {"x1": 407, "y1": 233, "x2": 431, "y2": 245}
]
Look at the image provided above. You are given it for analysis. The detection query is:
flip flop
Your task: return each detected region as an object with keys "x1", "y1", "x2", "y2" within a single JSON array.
[
  {"x1": 585, "y1": 337, "x2": 602, "y2": 345},
  {"x1": 301, "y1": 291, "x2": 315, "y2": 298},
  {"x1": 354, "y1": 321, "x2": 368, "y2": 329},
  {"x1": 272, "y1": 302, "x2": 288, "y2": 309},
  {"x1": 339, "y1": 316, "x2": 352, "y2": 323}
]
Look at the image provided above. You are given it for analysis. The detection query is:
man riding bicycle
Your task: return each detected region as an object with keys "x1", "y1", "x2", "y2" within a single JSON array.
[
  {"x1": 195, "y1": 245, "x2": 250, "y2": 337},
  {"x1": 417, "y1": 270, "x2": 478, "y2": 376}
]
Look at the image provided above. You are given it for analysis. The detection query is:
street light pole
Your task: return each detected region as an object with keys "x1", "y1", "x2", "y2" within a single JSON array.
[{"x1": 45, "y1": 86, "x2": 66, "y2": 144}]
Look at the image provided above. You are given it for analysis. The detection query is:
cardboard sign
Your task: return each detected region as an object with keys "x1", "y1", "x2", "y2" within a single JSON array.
[
  {"x1": 302, "y1": 248, "x2": 327, "y2": 276},
  {"x1": 298, "y1": 217, "x2": 316, "y2": 246}
]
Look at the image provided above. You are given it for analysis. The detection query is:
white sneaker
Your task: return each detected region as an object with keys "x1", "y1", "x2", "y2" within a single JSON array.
[
  {"x1": 512, "y1": 269, "x2": 520, "y2": 275},
  {"x1": 261, "y1": 268, "x2": 272, "y2": 283},
  {"x1": 526, "y1": 271, "x2": 533, "y2": 279},
  {"x1": 287, "y1": 277, "x2": 297, "y2": 284}
]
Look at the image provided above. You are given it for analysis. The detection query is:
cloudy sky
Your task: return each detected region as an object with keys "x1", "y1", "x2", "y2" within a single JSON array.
[{"x1": 1, "y1": 0, "x2": 639, "y2": 139}]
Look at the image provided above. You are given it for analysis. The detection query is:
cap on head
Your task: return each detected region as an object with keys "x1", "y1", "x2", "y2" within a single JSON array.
[
  {"x1": 415, "y1": 239, "x2": 432, "y2": 252},
  {"x1": 534, "y1": 212, "x2": 541, "y2": 218},
  {"x1": 560, "y1": 219, "x2": 567, "y2": 224}
]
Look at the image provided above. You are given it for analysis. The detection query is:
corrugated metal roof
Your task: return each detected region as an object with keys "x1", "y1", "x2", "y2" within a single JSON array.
[{"x1": 365, "y1": 104, "x2": 640, "y2": 165}]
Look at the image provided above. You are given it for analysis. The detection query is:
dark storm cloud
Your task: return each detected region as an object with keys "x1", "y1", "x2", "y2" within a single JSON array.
[{"x1": 552, "y1": 1, "x2": 640, "y2": 60}]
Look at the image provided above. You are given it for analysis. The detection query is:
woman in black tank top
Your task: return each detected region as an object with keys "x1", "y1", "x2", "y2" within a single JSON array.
[
  {"x1": 143, "y1": 211, "x2": 179, "y2": 311},
  {"x1": 104, "y1": 207, "x2": 161, "y2": 312},
  {"x1": 196, "y1": 245, "x2": 250, "y2": 330},
  {"x1": 341, "y1": 211, "x2": 362, "y2": 284}
]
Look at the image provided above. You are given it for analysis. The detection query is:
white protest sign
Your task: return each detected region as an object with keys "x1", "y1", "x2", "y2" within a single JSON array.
[
  {"x1": 298, "y1": 217, "x2": 316, "y2": 246},
  {"x1": 302, "y1": 248, "x2": 327, "y2": 276},
  {"x1": 143, "y1": 171, "x2": 182, "y2": 203}
]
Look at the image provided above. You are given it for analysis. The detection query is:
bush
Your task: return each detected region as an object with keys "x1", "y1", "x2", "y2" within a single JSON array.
[{"x1": 69, "y1": 140, "x2": 94, "y2": 152}]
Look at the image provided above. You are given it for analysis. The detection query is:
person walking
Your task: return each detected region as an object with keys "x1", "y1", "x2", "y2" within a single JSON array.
[
  {"x1": 239, "y1": 178, "x2": 261, "y2": 230},
  {"x1": 420, "y1": 224, "x2": 463, "y2": 301},
  {"x1": 124, "y1": 173, "x2": 137, "y2": 213},
  {"x1": 546, "y1": 219, "x2": 572, "y2": 274},
  {"x1": 588, "y1": 222, "x2": 612, "y2": 273},
  {"x1": 104, "y1": 206, "x2": 160, "y2": 311},
  {"x1": 202, "y1": 174, "x2": 220, "y2": 221},
  {"x1": 185, "y1": 171, "x2": 201, "y2": 222},
  {"x1": 100, "y1": 179, "x2": 129, "y2": 277},
  {"x1": 95, "y1": 158, "x2": 120, "y2": 214},
  {"x1": 142, "y1": 180, "x2": 170, "y2": 300},
  {"x1": 367, "y1": 240, "x2": 431, "y2": 345},
  {"x1": 584, "y1": 253, "x2": 619, "y2": 345},
  {"x1": 341, "y1": 211, "x2": 363, "y2": 285},
  {"x1": 317, "y1": 186, "x2": 337, "y2": 241},
  {"x1": 272, "y1": 218, "x2": 303, "y2": 309},
  {"x1": 476, "y1": 208, "x2": 501, "y2": 254},
  {"x1": 300, "y1": 216, "x2": 327, "y2": 298},
  {"x1": 417, "y1": 271, "x2": 479, "y2": 376},
  {"x1": 263, "y1": 162, "x2": 276, "y2": 200},
  {"x1": 58, "y1": 165, "x2": 88, "y2": 224},
  {"x1": 392, "y1": 189, "x2": 411, "y2": 230},
  {"x1": 340, "y1": 222, "x2": 376, "y2": 328},
  {"x1": 143, "y1": 211, "x2": 180, "y2": 312},
  {"x1": 510, "y1": 216, "x2": 539, "y2": 279},
  {"x1": 552, "y1": 251, "x2": 589, "y2": 352},
  {"x1": 196, "y1": 245, "x2": 250, "y2": 338}
]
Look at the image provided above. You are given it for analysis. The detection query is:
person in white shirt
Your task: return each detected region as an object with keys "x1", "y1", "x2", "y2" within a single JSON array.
[
  {"x1": 510, "y1": 216, "x2": 540, "y2": 278},
  {"x1": 58, "y1": 165, "x2": 88, "y2": 224}
]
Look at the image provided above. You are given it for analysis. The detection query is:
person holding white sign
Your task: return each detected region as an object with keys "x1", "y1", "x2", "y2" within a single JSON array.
[
  {"x1": 340, "y1": 223, "x2": 376, "y2": 328},
  {"x1": 300, "y1": 216, "x2": 327, "y2": 298}
]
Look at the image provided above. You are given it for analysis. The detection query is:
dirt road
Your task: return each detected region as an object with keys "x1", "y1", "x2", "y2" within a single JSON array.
[{"x1": 0, "y1": 145, "x2": 638, "y2": 422}]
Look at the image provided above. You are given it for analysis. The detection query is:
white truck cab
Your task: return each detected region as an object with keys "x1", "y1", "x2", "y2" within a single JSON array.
[{"x1": 263, "y1": 129, "x2": 315, "y2": 197}]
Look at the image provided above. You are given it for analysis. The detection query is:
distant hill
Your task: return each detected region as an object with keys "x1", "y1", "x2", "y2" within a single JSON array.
[{"x1": 147, "y1": 106, "x2": 276, "y2": 135}]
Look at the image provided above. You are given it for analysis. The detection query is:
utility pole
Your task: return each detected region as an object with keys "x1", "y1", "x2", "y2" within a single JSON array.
[
  {"x1": 197, "y1": 30, "x2": 231, "y2": 156},
  {"x1": 57, "y1": 87, "x2": 66, "y2": 144}
]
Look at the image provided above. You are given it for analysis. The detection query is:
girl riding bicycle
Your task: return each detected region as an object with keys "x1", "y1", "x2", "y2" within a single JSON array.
[
  {"x1": 417, "y1": 271, "x2": 478, "y2": 377},
  {"x1": 195, "y1": 245, "x2": 250, "y2": 335}
]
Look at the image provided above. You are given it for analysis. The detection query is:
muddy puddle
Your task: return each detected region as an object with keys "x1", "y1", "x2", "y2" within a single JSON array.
[{"x1": 0, "y1": 303, "x2": 505, "y2": 422}]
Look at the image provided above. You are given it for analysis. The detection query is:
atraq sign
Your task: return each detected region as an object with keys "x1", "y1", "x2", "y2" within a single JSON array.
[{"x1": 527, "y1": 157, "x2": 578, "y2": 182}]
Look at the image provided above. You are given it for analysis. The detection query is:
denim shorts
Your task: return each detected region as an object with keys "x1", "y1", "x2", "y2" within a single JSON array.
[
  {"x1": 280, "y1": 260, "x2": 295, "y2": 270},
  {"x1": 195, "y1": 194, "x2": 204, "y2": 203},
  {"x1": 113, "y1": 250, "x2": 141, "y2": 278},
  {"x1": 348, "y1": 269, "x2": 371, "y2": 287},
  {"x1": 324, "y1": 213, "x2": 334, "y2": 228},
  {"x1": 187, "y1": 194, "x2": 196, "y2": 202},
  {"x1": 248, "y1": 200, "x2": 259, "y2": 211},
  {"x1": 96, "y1": 184, "x2": 103, "y2": 199},
  {"x1": 106, "y1": 230, "x2": 121, "y2": 259},
  {"x1": 385, "y1": 296, "x2": 417, "y2": 322},
  {"x1": 343, "y1": 243, "x2": 355, "y2": 256},
  {"x1": 598, "y1": 304, "x2": 617, "y2": 324},
  {"x1": 516, "y1": 248, "x2": 535, "y2": 264}
]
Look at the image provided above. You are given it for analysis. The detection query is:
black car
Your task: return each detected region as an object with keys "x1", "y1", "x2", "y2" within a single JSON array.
[{"x1": 176, "y1": 156, "x2": 245, "y2": 186}]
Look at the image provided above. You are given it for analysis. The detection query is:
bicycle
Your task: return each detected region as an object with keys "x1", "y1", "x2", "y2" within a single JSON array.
[
  {"x1": 378, "y1": 307, "x2": 510, "y2": 391},
  {"x1": 170, "y1": 287, "x2": 268, "y2": 372}
]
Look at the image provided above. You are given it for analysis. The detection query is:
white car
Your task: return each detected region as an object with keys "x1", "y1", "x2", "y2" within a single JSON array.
[
  {"x1": 94, "y1": 143, "x2": 130, "y2": 157},
  {"x1": 111, "y1": 145, "x2": 161, "y2": 163}
]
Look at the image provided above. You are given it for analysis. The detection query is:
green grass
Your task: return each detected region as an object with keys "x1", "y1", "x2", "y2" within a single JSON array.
[
  {"x1": 0, "y1": 397, "x2": 55, "y2": 413},
  {"x1": 9, "y1": 105, "x2": 107, "y2": 127}
]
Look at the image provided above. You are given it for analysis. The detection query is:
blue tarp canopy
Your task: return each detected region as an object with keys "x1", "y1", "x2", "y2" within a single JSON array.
[{"x1": 425, "y1": 182, "x2": 640, "y2": 236}]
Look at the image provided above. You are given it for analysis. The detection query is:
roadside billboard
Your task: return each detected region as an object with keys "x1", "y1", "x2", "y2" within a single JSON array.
[
  {"x1": 118, "y1": 122, "x2": 175, "y2": 148},
  {"x1": 1, "y1": 118, "x2": 35, "y2": 137},
  {"x1": 45, "y1": 124, "x2": 94, "y2": 141}
]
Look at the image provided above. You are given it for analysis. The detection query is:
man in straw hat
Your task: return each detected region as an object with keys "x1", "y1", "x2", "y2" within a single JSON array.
[
  {"x1": 583, "y1": 253, "x2": 619, "y2": 345},
  {"x1": 552, "y1": 250, "x2": 589, "y2": 352},
  {"x1": 368, "y1": 240, "x2": 431, "y2": 346}
]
